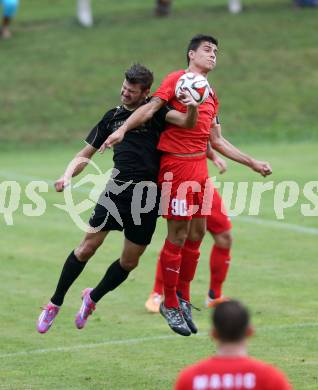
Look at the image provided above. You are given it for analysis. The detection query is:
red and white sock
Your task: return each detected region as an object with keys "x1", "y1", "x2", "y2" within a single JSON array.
[
  {"x1": 160, "y1": 239, "x2": 183, "y2": 308},
  {"x1": 177, "y1": 239, "x2": 201, "y2": 302},
  {"x1": 209, "y1": 245, "x2": 231, "y2": 299}
]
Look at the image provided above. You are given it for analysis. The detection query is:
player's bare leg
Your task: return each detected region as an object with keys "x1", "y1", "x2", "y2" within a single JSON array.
[
  {"x1": 119, "y1": 238, "x2": 147, "y2": 271},
  {"x1": 37, "y1": 230, "x2": 108, "y2": 333},
  {"x1": 1, "y1": 17, "x2": 11, "y2": 39},
  {"x1": 206, "y1": 229, "x2": 232, "y2": 308},
  {"x1": 76, "y1": 238, "x2": 147, "y2": 329},
  {"x1": 75, "y1": 230, "x2": 109, "y2": 261}
]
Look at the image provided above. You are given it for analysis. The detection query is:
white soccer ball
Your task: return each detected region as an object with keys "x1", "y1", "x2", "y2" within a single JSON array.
[{"x1": 175, "y1": 72, "x2": 210, "y2": 104}]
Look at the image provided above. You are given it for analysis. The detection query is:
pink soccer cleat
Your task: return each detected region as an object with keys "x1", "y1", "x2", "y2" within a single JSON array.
[
  {"x1": 37, "y1": 303, "x2": 60, "y2": 334},
  {"x1": 75, "y1": 288, "x2": 96, "y2": 329}
]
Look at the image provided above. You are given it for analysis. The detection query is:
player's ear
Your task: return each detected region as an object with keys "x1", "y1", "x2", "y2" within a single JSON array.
[
  {"x1": 246, "y1": 325, "x2": 254, "y2": 338},
  {"x1": 188, "y1": 50, "x2": 195, "y2": 61},
  {"x1": 142, "y1": 88, "x2": 150, "y2": 99}
]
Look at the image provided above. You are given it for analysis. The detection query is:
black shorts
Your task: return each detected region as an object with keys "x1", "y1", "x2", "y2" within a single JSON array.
[{"x1": 89, "y1": 180, "x2": 159, "y2": 246}]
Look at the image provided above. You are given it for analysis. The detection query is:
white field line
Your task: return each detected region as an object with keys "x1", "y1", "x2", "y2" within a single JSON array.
[
  {"x1": 1, "y1": 322, "x2": 318, "y2": 359},
  {"x1": 1, "y1": 171, "x2": 317, "y2": 236},
  {"x1": 236, "y1": 216, "x2": 318, "y2": 235}
]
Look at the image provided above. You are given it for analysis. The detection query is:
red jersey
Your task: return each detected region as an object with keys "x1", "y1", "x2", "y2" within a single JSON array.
[
  {"x1": 153, "y1": 70, "x2": 219, "y2": 154},
  {"x1": 175, "y1": 356, "x2": 292, "y2": 390}
]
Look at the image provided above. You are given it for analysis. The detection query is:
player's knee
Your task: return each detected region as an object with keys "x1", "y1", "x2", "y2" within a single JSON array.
[
  {"x1": 215, "y1": 230, "x2": 233, "y2": 249},
  {"x1": 168, "y1": 224, "x2": 189, "y2": 246},
  {"x1": 120, "y1": 256, "x2": 139, "y2": 272},
  {"x1": 76, "y1": 241, "x2": 100, "y2": 261},
  {"x1": 188, "y1": 226, "x2": 206, "y2": 242},
  {"x1": 170, "y1": 232, "x2": 188, "y2": 247},
  {"x1": 222, "y1": 231, "x2": 233, "y2": 248}
]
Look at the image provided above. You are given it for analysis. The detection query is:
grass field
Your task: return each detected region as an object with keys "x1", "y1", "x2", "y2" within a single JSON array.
[
  {"x1": 1, "y1": 142, "x2": 318, "y2": 389},
  {"x1": 1, "y1": 0, "x2": 318, "y2": 389},
  {"x1": 1, "y1": 0, "x2": 318, "y2": 144}
]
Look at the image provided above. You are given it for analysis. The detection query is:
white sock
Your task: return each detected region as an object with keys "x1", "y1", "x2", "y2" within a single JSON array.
[
  {"x1": 228, "y1": 0, "x2": 242, "y2": 13},
  {"x1": 77, "y1": 0, "x2": 93, "y2": 27}
]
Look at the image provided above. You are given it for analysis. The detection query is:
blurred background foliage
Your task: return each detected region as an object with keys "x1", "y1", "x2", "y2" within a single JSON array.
[{"x1": 0, "y1": 0, "x2": 317, "y2": 145}]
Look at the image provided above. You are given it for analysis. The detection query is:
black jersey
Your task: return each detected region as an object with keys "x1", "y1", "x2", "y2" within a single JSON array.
[{"x1": 85, "y1": 104, "x2": 171, "y2": 182}]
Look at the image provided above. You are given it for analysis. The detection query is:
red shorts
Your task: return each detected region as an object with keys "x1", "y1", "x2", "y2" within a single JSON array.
[
  {"x1": 158, "y1": 154, "x2": 232, "y2": 230},
  {"x1": 158, "y1": 154, "x2": 211, "y2": 220},
  {"x1": 207, "y1": 188, "x2": 232, "y2": 234}
]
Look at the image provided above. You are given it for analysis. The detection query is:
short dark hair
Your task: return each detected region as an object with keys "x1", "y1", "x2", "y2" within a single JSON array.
[
  {"x1": 212, "y1": 300, "x2": 250, "y2": 342},
  {"x1": 125, "y1": 63, "x2": 154, "y2": 91},
  {"x1": 186, "y1": 34, "x2": 218, "y2": 64}
]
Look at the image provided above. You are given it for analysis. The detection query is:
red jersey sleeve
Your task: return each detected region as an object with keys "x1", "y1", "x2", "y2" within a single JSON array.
[
  {"x1": 265, "y1": 365, "x2": 293, "y2": 390},
  {"x1": 153, "y1": 70, "x2": 185, "y2": 102}
]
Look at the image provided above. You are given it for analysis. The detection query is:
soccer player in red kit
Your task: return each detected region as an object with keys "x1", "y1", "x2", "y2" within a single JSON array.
[
  {"x1": 145, "y1": 153, "x2": 232, "y2": 313},
  {"x1": 145, "y1": 129, "x2": 271, "y2": 314},
  {"x1": 100, "y1": 34, "x2": 272, "y2": 337},
  {"x1": 175, "y1": 300, "x2": 293, "y2": 390}
]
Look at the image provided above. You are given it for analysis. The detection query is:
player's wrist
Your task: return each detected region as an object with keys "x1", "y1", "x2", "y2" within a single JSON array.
[
  {"x1": 249, "y1": 158, "x2": 258, "y2": 170},
  {"x1": 209, "y1": 152, "x2": 218, "y2": 162},
  {"x1": 119, "y1": 124, "x2": 129, "y2": 134}
]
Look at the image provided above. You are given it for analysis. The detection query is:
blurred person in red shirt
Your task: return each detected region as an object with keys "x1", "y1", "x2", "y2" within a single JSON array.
[{"x1": 175, "y1": 300, "x2": 293, "y2": 390}]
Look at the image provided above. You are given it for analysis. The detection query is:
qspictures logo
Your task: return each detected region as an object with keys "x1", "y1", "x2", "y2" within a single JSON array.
[{"x1": 1, "y1": 158, "x2": 318, "y2": 231}]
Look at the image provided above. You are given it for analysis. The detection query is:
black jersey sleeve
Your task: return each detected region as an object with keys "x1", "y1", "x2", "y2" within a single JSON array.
[
  {"x1": 150, "y1": 105, "x2": 172, "y2": 133},
  {"x1": 154, "y1": 105, "x2": 172, "y2": 123},
  {"x1": 85, "y1": 109, "x2": 115, "y2": 149}
]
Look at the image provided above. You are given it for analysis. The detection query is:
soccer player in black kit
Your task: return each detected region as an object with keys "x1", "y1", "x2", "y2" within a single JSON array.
[{"x1": 37, "y1": 64, "x2": 199, "y2": 333}]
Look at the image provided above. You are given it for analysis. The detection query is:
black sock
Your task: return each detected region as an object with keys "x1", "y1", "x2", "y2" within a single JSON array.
[
  {"x1": 50, "y1": 250, "x2": 86, "y2": 306},
  {"x1": 90, "y1": 259, "x2": 130, "y2": 303},
  {"x1": 208, "y1": 289, "x2": 215, "y2": 299}
]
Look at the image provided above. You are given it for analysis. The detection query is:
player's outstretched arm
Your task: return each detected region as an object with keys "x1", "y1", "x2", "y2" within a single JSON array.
[
  {"x1": 166, "y1": 91, "x2": 199, "y2": 128},
  {"x1": 54, "y1": 144, "x2": 97, "y2": 192},
  {"x1": 99, "y1": 97, "x2": 165, "y2": 152},
  {"x1": 209, "y1": 123, "x2": 272, "y2": 177}
]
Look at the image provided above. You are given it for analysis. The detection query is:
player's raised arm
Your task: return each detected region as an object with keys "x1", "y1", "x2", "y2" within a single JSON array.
[
  {"x1": 165, "y1": 91, "x2": 199, "y2": 128},
  {"x1": 99, "y1": 97, "x2": 165, "y2": 152},
  {"x1": 209, "y1": 121, "x2": 272, "y2": 177},
  {"x1": 54, "y1": 144, "x2": 97, "y2": 192}
]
